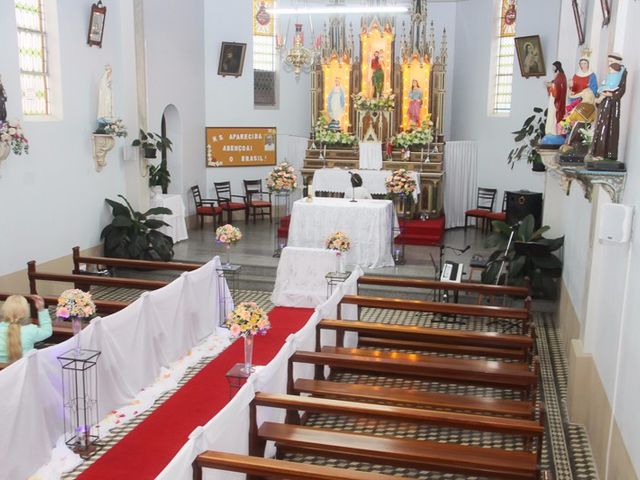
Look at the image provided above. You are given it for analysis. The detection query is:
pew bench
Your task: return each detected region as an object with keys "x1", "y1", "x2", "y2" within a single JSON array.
[
  {"x1": 192, "y1": 450, "x2": 398, "y2": 480},
  {"x1": 339, "y1": 294, "x2": 532, "y2": 334},
  {"x1": 290, "y1": 348, "x2": 539, "y2": 399},
  {"x1": 318, "y1": 318, "x2": 534, "y2": 362},
  {"x1": 292, "y1": 378, "x2": 536, "y2": 419}
]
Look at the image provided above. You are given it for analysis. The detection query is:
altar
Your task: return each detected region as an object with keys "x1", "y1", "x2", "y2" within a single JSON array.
[
  {"x1": 312, "y1": 168, "x2": 421, "y2": 201},
  {"x1": 287, "y1": 197, "x2": 398, "y2": 268}
]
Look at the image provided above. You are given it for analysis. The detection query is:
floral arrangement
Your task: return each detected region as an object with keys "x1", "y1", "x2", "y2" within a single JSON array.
[
  {"x1": 352, "y1": 92, "x2": 395, "y2": 112},
  {"x1": 314, "y1": 117, "x2": 357, "y2": 146},
  {"x1": 215, "y1": 224, "x2": 242, "y2": 245},
  {"x1": 266, "y1": 162, "x2": 298, "y2": 192},
  {"x1": 0, "y1": 120, "x2": 29, "y2": 155},
  {"x1": 325, "y1": 231, "x2": 351, "y2": 253},
  {"x1": 56, "y1": 289, "x2": 96, "y2": 319},
  {"x1": 392, "y1": 121, "x2": 434, "y2": 149},
  {"x1": 226, "y1": 302, "x2": 271, "y2": 338},
  {"x1": 100, "y1": 118, "x2": 128, "y2": 137},
  {"x1": 385, "y1": 169, "x2": 417, "y2": 196}
]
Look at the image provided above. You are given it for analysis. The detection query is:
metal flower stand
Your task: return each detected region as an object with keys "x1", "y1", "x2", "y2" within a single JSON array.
[
  {"x1": 392, "y1": 194, "x2": 411, "y2": 265},
  {"x1": 272, "y1": 191, "x2": 292, "y2": 257},
  {"x1": 216, "y1": 264, "x2": 242, "y2": 327},
  {"x1": 57, "y1": 349, "x2": 102, "y2": 458}
]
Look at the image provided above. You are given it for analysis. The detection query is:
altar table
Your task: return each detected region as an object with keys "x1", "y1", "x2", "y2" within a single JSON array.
[
  {"x1": 287, "y1": 197, "x2": 398, "y2": 268},
  {"x1": 312, "y1": 168, "x2": 420, "y2": 201},
  {"x1": 150, "y1": 193, "x2": 189, "y2": 243}
]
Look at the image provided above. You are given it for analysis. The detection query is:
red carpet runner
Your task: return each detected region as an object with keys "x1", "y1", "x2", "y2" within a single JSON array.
[{"x1": 79, "y1": 307, "x2": 314, "y2": 480}]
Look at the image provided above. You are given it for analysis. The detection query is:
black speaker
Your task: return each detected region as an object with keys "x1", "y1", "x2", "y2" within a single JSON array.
[{"x1": 506, "y1": 190, "x2": 543, "y2": 229}]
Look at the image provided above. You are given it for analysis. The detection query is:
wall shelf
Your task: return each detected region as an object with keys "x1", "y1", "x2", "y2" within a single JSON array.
[{"x1": 540, "y1": 150, "x2": 627, "y2": 203}]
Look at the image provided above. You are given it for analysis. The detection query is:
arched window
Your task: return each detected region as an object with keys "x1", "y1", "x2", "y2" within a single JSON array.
[
  {"x1": 15, "y1": 0, "x2": 51, "y2": 116},
  {"x1": 491, "y1": 0, "x2": 517, "y2": 115}
]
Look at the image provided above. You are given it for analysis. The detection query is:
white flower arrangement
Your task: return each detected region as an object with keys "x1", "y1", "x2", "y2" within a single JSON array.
[
  {"x1": 392, "y1": 121, "x2": 434, "y2": 149},
  {"x1": 385, "y1": 169, "x2": 417, "y2": 196},
  {"x1": 267, "y1": 162, "x2": 298, "y2": 192},
  {"x1": 226, "y1": 302, "x2": 270, "y2": 338},
  {"x1": 325, "y1": 231, "x2": 351, "y2": 253},
  {"x1": 56, "y1": 289, "x2": 96, "y2": 319},
  {"x1": 352, "y1": 92, "x2": 395, "y2": 112},
  {"x1": 0, "y1": 120, "x2": 29, "y2": 155},
  {"x1": 103, "y1": 118, "x2": 128, "y2": 137},
  {"x1": 215, "y1": 224, "x2": 242, "y2": 245},
  {"x1": 314, "y1": 117, "x2": 357, "y2": 146}
]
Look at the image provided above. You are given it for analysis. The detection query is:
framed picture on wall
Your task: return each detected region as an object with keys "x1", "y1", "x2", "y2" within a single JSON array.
[
  {"x1": 601, "y1": 0, "x2": 611, "y2": 26},
  {"x1": 217, "y1": 42, "x2": 247, "y2": 77},
  {"x1": 87, "y1": 1, "x2": 107, "y2": 48},
  {"x1": 514, "y1": 35, "x2": 546, "y2": 78}
]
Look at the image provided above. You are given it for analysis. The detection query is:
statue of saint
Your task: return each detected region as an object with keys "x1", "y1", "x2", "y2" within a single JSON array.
[
  {"x1": 0, "y1": 76, "x2": 7, "y2": 123},
  {"x1": 97, "y1": 64, "x2": 113, "y2": 122},
  {"x1": 327, "y1": 77, "x2": 345, "y2": 129},
  {"x1": 407, "y1": 79, "x2": 423, "y2": 127},
  {"x1": 589, "y1": 53, "x2": 627, "y2": 160},
  {"x1": 371, "y1": 50, "x2": 384, "y2": 98},
  {"x1": 567, "y1": 57, "x2": 597, "y2": 112},
  {"x1": 544, "y1": 61, "x2": 567, "y2": 135}
]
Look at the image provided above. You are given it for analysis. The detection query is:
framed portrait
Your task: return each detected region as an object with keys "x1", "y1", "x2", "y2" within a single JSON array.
[
  {"x1": 218, "y1": 42, "x2": 247, "y2": 78},
  {"x1": 87, "y1": 1, "x2": 107, "y2": 48},
  {"x1": 600, "y1": 0, "x2": 611, "y2": 26},
  {"x1": 572, "y1": 0, "x2": 586, "y2": 45},
  {"x1": 514, "y1": 35, "x2": 546, "y2": 78}
]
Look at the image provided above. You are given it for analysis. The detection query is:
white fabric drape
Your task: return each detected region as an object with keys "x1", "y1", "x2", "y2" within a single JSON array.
[
  {"x1": 0, "y1": 258, "x2": 231, "y2": 480},
  {"x1": 282, "y1": 134, "x2": 309, "y2": 203},
  {"x1": 443, "y1": 141, "x2": 478, "y2": 229},
  {"x1": 358, "y1": 142, "x2": 383, "y2": 170},
  {"x1": 287, "y1": 197, "x2": 398, "y2": 268},
  {"x1": 271, "y1": 247, "x2": 339, "y2": 307},
  {"x1": 312, "y1": 168, "x2": 421, "y2": 201},
  {"x1": 150, "y1": 193, "x2": 189, "y2": 243},
  {"x1": 156, "y1": 267, "x2": 364, "y2": 480}
]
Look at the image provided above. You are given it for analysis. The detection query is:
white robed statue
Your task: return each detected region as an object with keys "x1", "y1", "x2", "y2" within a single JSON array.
[
  {"x1": 327, "y1": 77, "x2": 345, "y2": 130},
  {"x1": 97, "y1": 64, "x2": 113, "y2": 122}
]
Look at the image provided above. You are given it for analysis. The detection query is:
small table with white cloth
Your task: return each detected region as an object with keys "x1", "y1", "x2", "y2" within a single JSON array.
[
  {"x1": 312, "y1": 168, "x2": 420, "y2": 201},
  {"x1": 287, "y1": 197, "x2": 399, "y2": 268},
  {"x1": 150, "y1": 193, "x2": 189, "y2": 243}
]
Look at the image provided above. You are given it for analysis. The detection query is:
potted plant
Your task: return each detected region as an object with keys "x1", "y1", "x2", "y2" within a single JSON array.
[
  {"x1": 482, "y1": 214, "x2": 564, "y2": 298},
  {"x1": 148, "y1": 159, "x2": 171, "y2": 194},
  {"x1": 101, "y1": 195, "x2": 175, "y2": 261},
  {"x1": 131, "y1": 129, "x2": 172, "y2": 159},
  {"x1": 508, "y1": 107, "x2": 547, "y2": 171}
]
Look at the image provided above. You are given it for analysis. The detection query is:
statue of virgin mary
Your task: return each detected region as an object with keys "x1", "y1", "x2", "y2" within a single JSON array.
[{"x1": 97, "y1": 64, "x2": 113, "y2": 122}]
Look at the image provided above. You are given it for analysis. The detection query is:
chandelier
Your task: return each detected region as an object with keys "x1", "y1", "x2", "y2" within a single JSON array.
[{"x1": 280, "y1": 23, "x2": 315, "y2": 78}]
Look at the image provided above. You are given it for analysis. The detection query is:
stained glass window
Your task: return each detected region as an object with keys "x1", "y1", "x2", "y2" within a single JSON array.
[
  {"x1": 492, "y1": 0, "x2": 517, "y2": 114},
  {"x1": 15, "y1": 0, "x2": 50, "y2": 116},
  {"x1": 253, "y1": 0, "x2": 277, "y2": 106}
]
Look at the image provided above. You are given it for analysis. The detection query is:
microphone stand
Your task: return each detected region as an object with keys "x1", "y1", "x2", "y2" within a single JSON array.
[{"x1": 431, "y1": 243, "x2": 471, "y2": 325}]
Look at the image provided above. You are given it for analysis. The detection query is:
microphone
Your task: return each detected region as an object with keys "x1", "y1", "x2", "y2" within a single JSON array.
[{"x1": 461, "y1": 245, "x2": 470, "y2": 253}]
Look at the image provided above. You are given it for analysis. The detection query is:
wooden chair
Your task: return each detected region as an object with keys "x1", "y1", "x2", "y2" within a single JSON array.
[
  {"x1": 486, "y1": 191, "x2": 508, "y2": 230},
  {"x1": 243, "y1": 179, "x2": 272, "y2": 224},
  {"x1": 190, "y1": 185, "x2": 223, "y2": 229},
  {"x1": 465, "y1": 187, "x2": 498, "y2": 232},
  {"x1": 213, "y1": 181, "x2": 247, "y2": 223}
]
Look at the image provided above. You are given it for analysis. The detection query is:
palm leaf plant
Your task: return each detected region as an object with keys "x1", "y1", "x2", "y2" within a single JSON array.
[
  {"x1": 482, "y1": 214, "x2": 564, "y2": 298},
  {"x1": 101, "y1": 195, "x2": 175, "y2": 261}
]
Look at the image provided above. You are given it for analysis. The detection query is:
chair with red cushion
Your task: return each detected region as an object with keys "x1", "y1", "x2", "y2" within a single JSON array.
[
  {"x1": 485, "y1": 192, "x2": 507, "y2": 232},
  {"x1": 213, "y1": 181, "x2": 247, "y2": 223},
  {"x1": 243, "y1": 179, "x2": 272, "y2": 224},
  {"x1": 191, "y1": 185, "x2": 223, "y2": 229},
  {"x1": 464, "y1": 188, "x2": 497, "y2": 232}
]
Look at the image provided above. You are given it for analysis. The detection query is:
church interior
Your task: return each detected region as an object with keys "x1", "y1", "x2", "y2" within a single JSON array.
[{"x1": 1, "y1": 0, "x2": 639, "y2": 479}]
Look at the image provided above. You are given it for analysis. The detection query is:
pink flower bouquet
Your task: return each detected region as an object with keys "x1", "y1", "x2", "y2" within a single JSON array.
[{"x1": 225, "y1": 302, "x2": 270, "y2": 338}]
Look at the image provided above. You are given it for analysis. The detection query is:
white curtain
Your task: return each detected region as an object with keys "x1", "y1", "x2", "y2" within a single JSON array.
[
  {"x1": 281, "y1": 134, "x2": 309, "y2": 202},
  {"x1": 444, "y1": 141, "x2": 478, "y2": 229}
]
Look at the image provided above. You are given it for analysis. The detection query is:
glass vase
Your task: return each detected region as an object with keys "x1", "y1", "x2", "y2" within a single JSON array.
[
  {"x1": 336, "y1": 252, "x2": 345, "y2": 274},
  {"x1": 71, "y1": 316, "x2": 82, "y2": 356},
  {"x1": 224, "y1": 243, "x2": 231, "y2": 267},
  {"x1": 243, "y1": 334, "x2": 255, "y2": 374}
]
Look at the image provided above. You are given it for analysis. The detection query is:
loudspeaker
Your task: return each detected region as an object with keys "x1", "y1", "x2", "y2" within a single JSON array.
[
  {"x1": 598, "y1": 204, "x2": 633, "y2": 243},
  {"x1": 506, "y1": 190, "x2": 543, "y2": 229}
]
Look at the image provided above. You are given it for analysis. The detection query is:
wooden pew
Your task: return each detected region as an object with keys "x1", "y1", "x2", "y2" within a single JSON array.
[
  {"x1": 72, "y1": 246, "x2": 202, "y2": 275},
  {"x1": 0, "y1": 363, "x2": 9, "y2": 371},
  {"x1": 293, "y1": 378, "x2": 536, "y2": 419},
  {"x1": 0, "y1": 292, "x2": 128, "y2": 319},
  {"x1": 290, "y1": 349, "x2": 539, "y2": 399},
  {"x1": 339, "y1": 294, "x2": 532, "y2": 334},
  {"x1": 192, "y1": 450, "x2": 397, "y2": 480},
  {"x1": 317, "y1": 318, "x2": 534, "y2": 362},
  {"x1": 250, "y1": 393, "x2": 545, "y2": 480}
]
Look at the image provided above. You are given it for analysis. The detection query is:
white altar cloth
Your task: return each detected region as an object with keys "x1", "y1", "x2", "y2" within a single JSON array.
[
  {"x1": 150, "y1": 193, "x2": 189, "y2": 243},
  {"x1": 271, "y1": 247, "x2": 339, "y2": 307},
  {"x1": 312, "y1": 168, "x2": 420, "y2": 201},
  {"x1": 287, "y1": 197, "x2": 398, "y2": 268},
  {"x1": 358, "y1": 141, "x2": 383, "y2": 170}
]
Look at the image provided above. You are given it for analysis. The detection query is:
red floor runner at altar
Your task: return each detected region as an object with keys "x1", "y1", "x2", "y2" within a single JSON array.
[{"x1": 78, "y1": 307, "x2": 314, "y2": 480}]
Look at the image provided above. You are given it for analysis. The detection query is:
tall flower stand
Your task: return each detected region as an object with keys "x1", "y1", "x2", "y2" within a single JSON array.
[
  {"x1": 57, "y1": 349, "x2": 102, "y2": 458},
  {"x1": 216, "y1": 264, "x2": 242, "y2": 327},
  {"x1": 392, "y1": 194, "x2": 411, "y2": 265},
  {"x1": 272, "y1": 191, "x2": 292, "y2": 257}
]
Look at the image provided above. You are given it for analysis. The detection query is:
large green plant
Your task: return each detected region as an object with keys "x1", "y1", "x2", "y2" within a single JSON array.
[
  {"x1": 148, "y1": 159, "x2": 171, "y2": 194},
  {"x1": 508, "y1": 107, "x2": 547, "y2": 169},
  {"x1": 132, "y1": 129, "x2": 173, "y2": 159},
  {"x1": 482, "y1": 215, "x2": 564, "y2": 298},
  {"x1": 101, "y1": 195, "x2": 175, "y2": 261}
]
